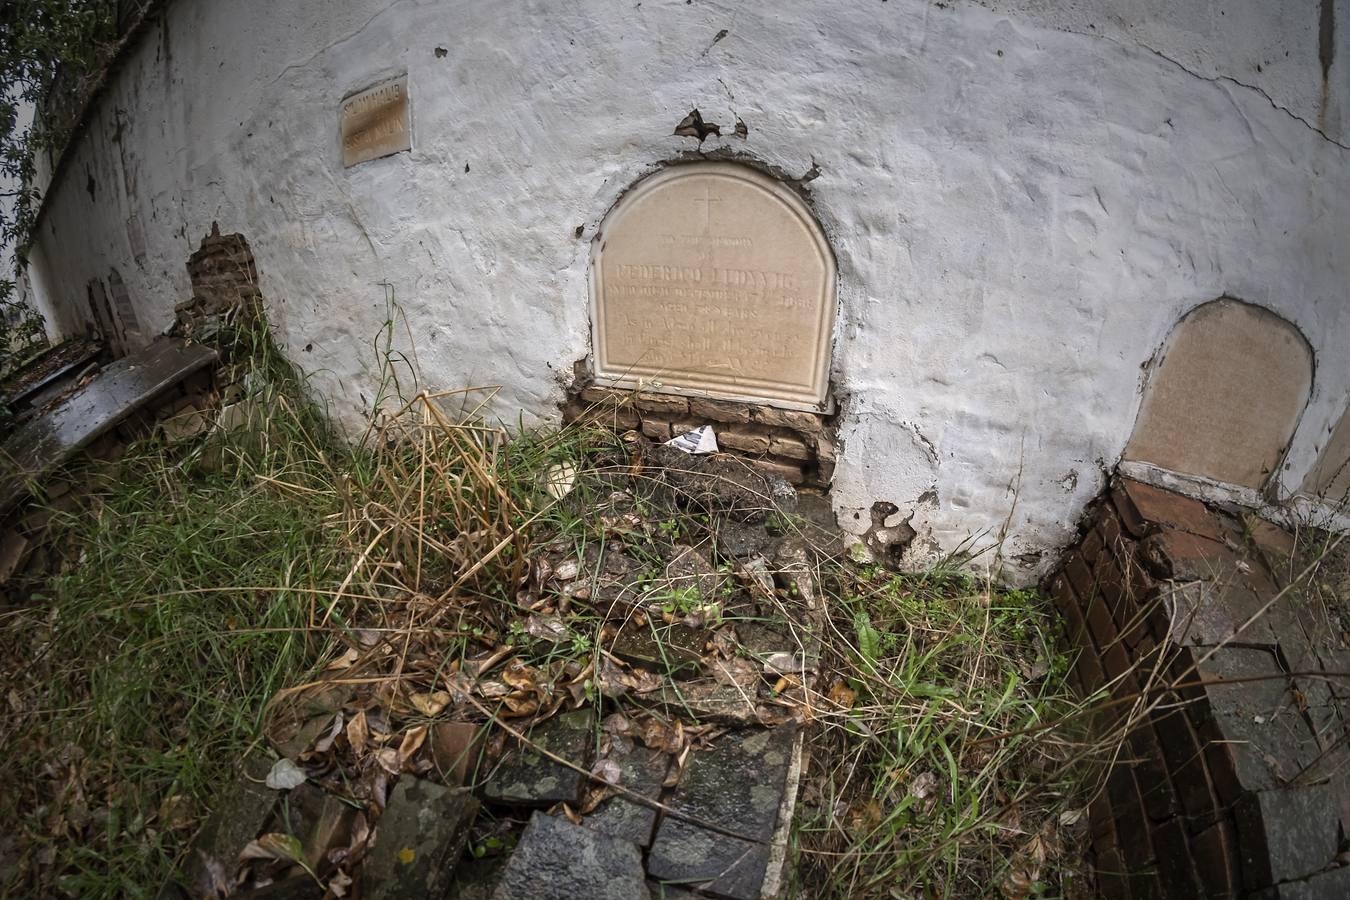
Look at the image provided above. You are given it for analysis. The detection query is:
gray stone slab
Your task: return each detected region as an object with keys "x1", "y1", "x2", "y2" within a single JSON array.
[
  {"x1": 186, "y1": 754, "x2": 278, "y2": 887},
  {"x1": 364, "y1": 777, "x2": 479, "y2": 899},
  {"x1": 481, "y1": 710, "x2": 593, "y2": 807},
  {"x1": 584, "y1": 736, "x2": 668, "y2": 848},
  {"x1": 0, "y1": 338, "x2": 217, "y2": 512},
  {"x1": 647, "y1": 723, "x2": 798, "y2": 900},
  {"x1": 1199, "y1": 646, "x2": 1322, "y2": 791},
  {"x1": 1235, "y1": 786, "x2": 1339, "y2": 888},
  {"x1": 1269, "y1": 865, "x2": 1350, "y2": 899},
  {"x1": 714, "y1": 520, "x2": 777, "y2": 560},
  {"x1": 491, "y1": 812, "x2": 648, "y2": 900}
]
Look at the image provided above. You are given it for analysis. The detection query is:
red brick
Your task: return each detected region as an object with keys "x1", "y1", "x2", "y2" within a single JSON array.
[
  {"x1": 688, "y1": 397, "x2": 751, "y2": 423},
  {"x1": 1106, "y1": 765, "x2": 1153, "y2": 870},
  {"x1": 1079, "y1": 527, "x2": 1105, "y2": 565},
  {"x1": 1190, "y1": 819, "x2": 1240, "y2": 898},
  {"x1": 1064, "y1": 553, "x2": 1097, "y2": 601},
  {"x1": 1118, "y1": 478, "x2": 1226, "y2": 538},
  {"x1": 1096, "y1": 504, "x2": 1129, "y2": 560},
  {"x1": 1086, "y1": 595, "x2": 1121, "y2": 656},
  {"x1": 1073, "y1": 638, "x2": 1108, "y2": 696},
  {"x1": 1151, "y1": 815, "x2": 1201, "y2": 897},
  {"x1": 1093, "y1": 845, "x2": 1132, "y2": 900},
  {"x1": 719, "y1": 430, "x2": 771, "y2": 454},
  {"x1": 1089, "y1": 793, "x2": 1117, "y2": 852},
  {"x1": 1151, "y1": 700, "x2": 1221, "y2": 825},
  {"x1": 1127, "y1": 725, "x2": 1180, "y2": 823}
]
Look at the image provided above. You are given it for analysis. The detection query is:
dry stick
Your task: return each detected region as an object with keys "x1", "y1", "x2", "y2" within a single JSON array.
[
  {"x1": 464, "y1": 695, "x2": 773, "y2": 847},
  {"x1": 316, "y1": 520, "x2": 394, "y2": 630}
]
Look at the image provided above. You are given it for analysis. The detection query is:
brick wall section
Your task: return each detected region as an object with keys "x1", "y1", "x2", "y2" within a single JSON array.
[
  {"x1": 174, "y1": 223, "x2": 264, "y2": 338},
  {"x1": 563, "y1": 385, "x2": 835, "y2": 488},
  {"x1": 1047, "y1": 478, "x2": 1350, "y2": 898}
]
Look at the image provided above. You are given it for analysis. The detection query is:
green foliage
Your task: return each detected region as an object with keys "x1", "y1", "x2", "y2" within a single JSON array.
[
  {"x1": 1, "y1": 341, "x2": 347, "y2": 897},
  {"x1": 0, "y1": 1, "x2": 119, "y2": 378}
]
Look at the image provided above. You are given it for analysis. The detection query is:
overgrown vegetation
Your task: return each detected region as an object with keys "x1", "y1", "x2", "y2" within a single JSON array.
[
  {"x1": 0, "y1": 344, "x2": 347, "y2": 896},
  {"x1": 1, "y1": 0, "x2": 121, "y2": 378},
  {"x1": 796, "y1": 568, "x2": 1092, "y2": 897},
  {"x1": 0, "y1": 329, "x2": 1097, "y2": 897}
]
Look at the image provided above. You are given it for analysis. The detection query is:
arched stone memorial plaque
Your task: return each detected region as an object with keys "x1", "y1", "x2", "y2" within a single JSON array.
[
  {"x1": 1125, "y1": 299, "x2": 1312, "y2": 489},
  {"x1": 590, "y1": 163, "x2": 836, "y2": 410}
]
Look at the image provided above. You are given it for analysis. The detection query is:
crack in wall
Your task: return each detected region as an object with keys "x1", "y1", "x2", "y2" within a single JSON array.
[{"x1": 1091, "y1": 31, "x2": 1349, "y2": 151}]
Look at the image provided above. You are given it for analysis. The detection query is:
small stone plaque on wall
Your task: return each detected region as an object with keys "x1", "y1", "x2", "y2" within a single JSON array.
[
  {"x1": 591, "y1": 163, "x2": 836, "y2": 410},
  {"x1": 340, "y1": 75, "x2": 411, "y2": 168}
]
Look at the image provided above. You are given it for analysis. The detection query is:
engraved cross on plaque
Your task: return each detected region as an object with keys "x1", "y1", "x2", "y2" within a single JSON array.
[{"x1": 693, "y1": 184, "x2": 722, "y2": 233}]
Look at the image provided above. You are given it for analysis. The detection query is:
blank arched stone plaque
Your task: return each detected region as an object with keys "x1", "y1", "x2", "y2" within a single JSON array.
[
  {"x1": 590, "y1": 163, "x2": 836, "y2": 410},
  {"x1": 1125, "y1": 299, "x2": 1312, "y2": 490}
]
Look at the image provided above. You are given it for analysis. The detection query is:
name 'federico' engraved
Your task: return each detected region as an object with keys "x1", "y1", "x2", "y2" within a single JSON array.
[
  {"x1": 340, "y1": 76, "x2": 411, "y2": 168},
  {"x1": 590, "y1": 163, "x2": 836, "y2": 410}
]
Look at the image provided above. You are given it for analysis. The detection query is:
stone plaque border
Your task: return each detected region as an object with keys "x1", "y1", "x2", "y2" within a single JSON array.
[{"x1": 589, "y1": 163, "x2": 837, "y2": 412}]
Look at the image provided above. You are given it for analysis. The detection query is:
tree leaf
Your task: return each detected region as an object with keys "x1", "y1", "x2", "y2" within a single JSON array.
[{"x1": 265, "y1": 758, "x2": 307, "y2": 791}]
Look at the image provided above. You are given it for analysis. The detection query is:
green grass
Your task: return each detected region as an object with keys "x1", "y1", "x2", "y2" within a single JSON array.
[
  {"x1": 1, "y1": 347, "x2": 349, "y2": 898},
  {"x1": 794, "y1": 568, "x2": 1092, "y2": 899},
  {"x1": 0, "y1": 332, "x2": 1095, "y2": 898}
]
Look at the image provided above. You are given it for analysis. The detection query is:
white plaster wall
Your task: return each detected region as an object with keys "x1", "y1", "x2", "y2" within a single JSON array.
[{"x1": 22, "y1": 0, "x2": 1350, "y2": 582}]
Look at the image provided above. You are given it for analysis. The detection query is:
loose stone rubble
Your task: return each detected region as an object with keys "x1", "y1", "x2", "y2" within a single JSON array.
[{"x1": 183, "y1": 440, "x2": 828, "y2": 898}]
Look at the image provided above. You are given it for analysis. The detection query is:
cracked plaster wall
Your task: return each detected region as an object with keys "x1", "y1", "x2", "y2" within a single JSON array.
[{"x1": 21, "y1": 0, "x2": 1350, "y2": 583}]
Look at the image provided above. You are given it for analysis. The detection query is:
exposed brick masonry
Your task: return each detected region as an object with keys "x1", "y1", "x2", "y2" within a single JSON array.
[
  {"x1": 1048, "y1": 478, "x2": 1350, "y2": 898},
  {"x1": 563, "y1": 385, "x2": 835, "y2": 488}
]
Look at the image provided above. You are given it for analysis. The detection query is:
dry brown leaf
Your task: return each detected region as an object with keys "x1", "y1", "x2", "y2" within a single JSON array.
[
  {"x1": 374, "y1": 747, "x2": 401, "y2": 775},
  {"x1": 501, "y1": 659, "x2": 539, "y2": 692},
  {"x1": 828, "y1": 680, "x2": 857, "y2": 709},
  {"x1": 398, "y1": 725, "x2": 428, "y2": 767},
  {"x1": 346, "y1": 710, "x2": 369, "y2": 756},
  {"x1": 239, "y1": 832, "x2": 304, "y2": 865},
  {"x1": 409, "y1": 691, "x2": 451, "y2": 717}
]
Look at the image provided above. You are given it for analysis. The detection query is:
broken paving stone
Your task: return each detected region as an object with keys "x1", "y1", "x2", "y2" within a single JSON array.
[
  {"x1": 186, "y1": 755, "x2": 278, "y2": 886},
  {"x1": 648, "y1": 444, "x2": 796, "y2": 522},
  {"x1": 662, "y1": 545, "x2": 730, "y2": 606},
  {"x1": 647, "y1": 884, "x2": 700, "y2": 899},
  {"x1": 647, "y1": 723, "x2": 799, "y2": 900},
  {"x1": 491, "y1": 812, "x2": 648, "y2": 900},
  {"x1": 584, "y1": 735, "x2": 668, "y2": 848},
  {"x1": 364, "y1": 777, "x2": 479, "y2": 900},
  {"x1": 229, "y1": 876, "x2": 325, "y2": 900},
  {"x1": 481, "y1": 709, "x2": 593, "y2": 807},
  {"x1": 1198, "y1": 646, "x2": 1322, "y2": 791},
  {"x1": 609, "y1": 622, "x2": 706, "y2": 676},
  {"x1": 647, "y1": 668, "x2": 763, "y2": 726},
  {"x1": 448, "y1": 854, "x2": 510, "y2": 900},
  {"x1": 715, "y1": 520, "x2": 777, "y2": 559}
]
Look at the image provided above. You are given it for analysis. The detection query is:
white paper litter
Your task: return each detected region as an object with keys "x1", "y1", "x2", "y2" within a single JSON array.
[{"x1": 665, "y1": 425, "x2": 719, "y2": 454}]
